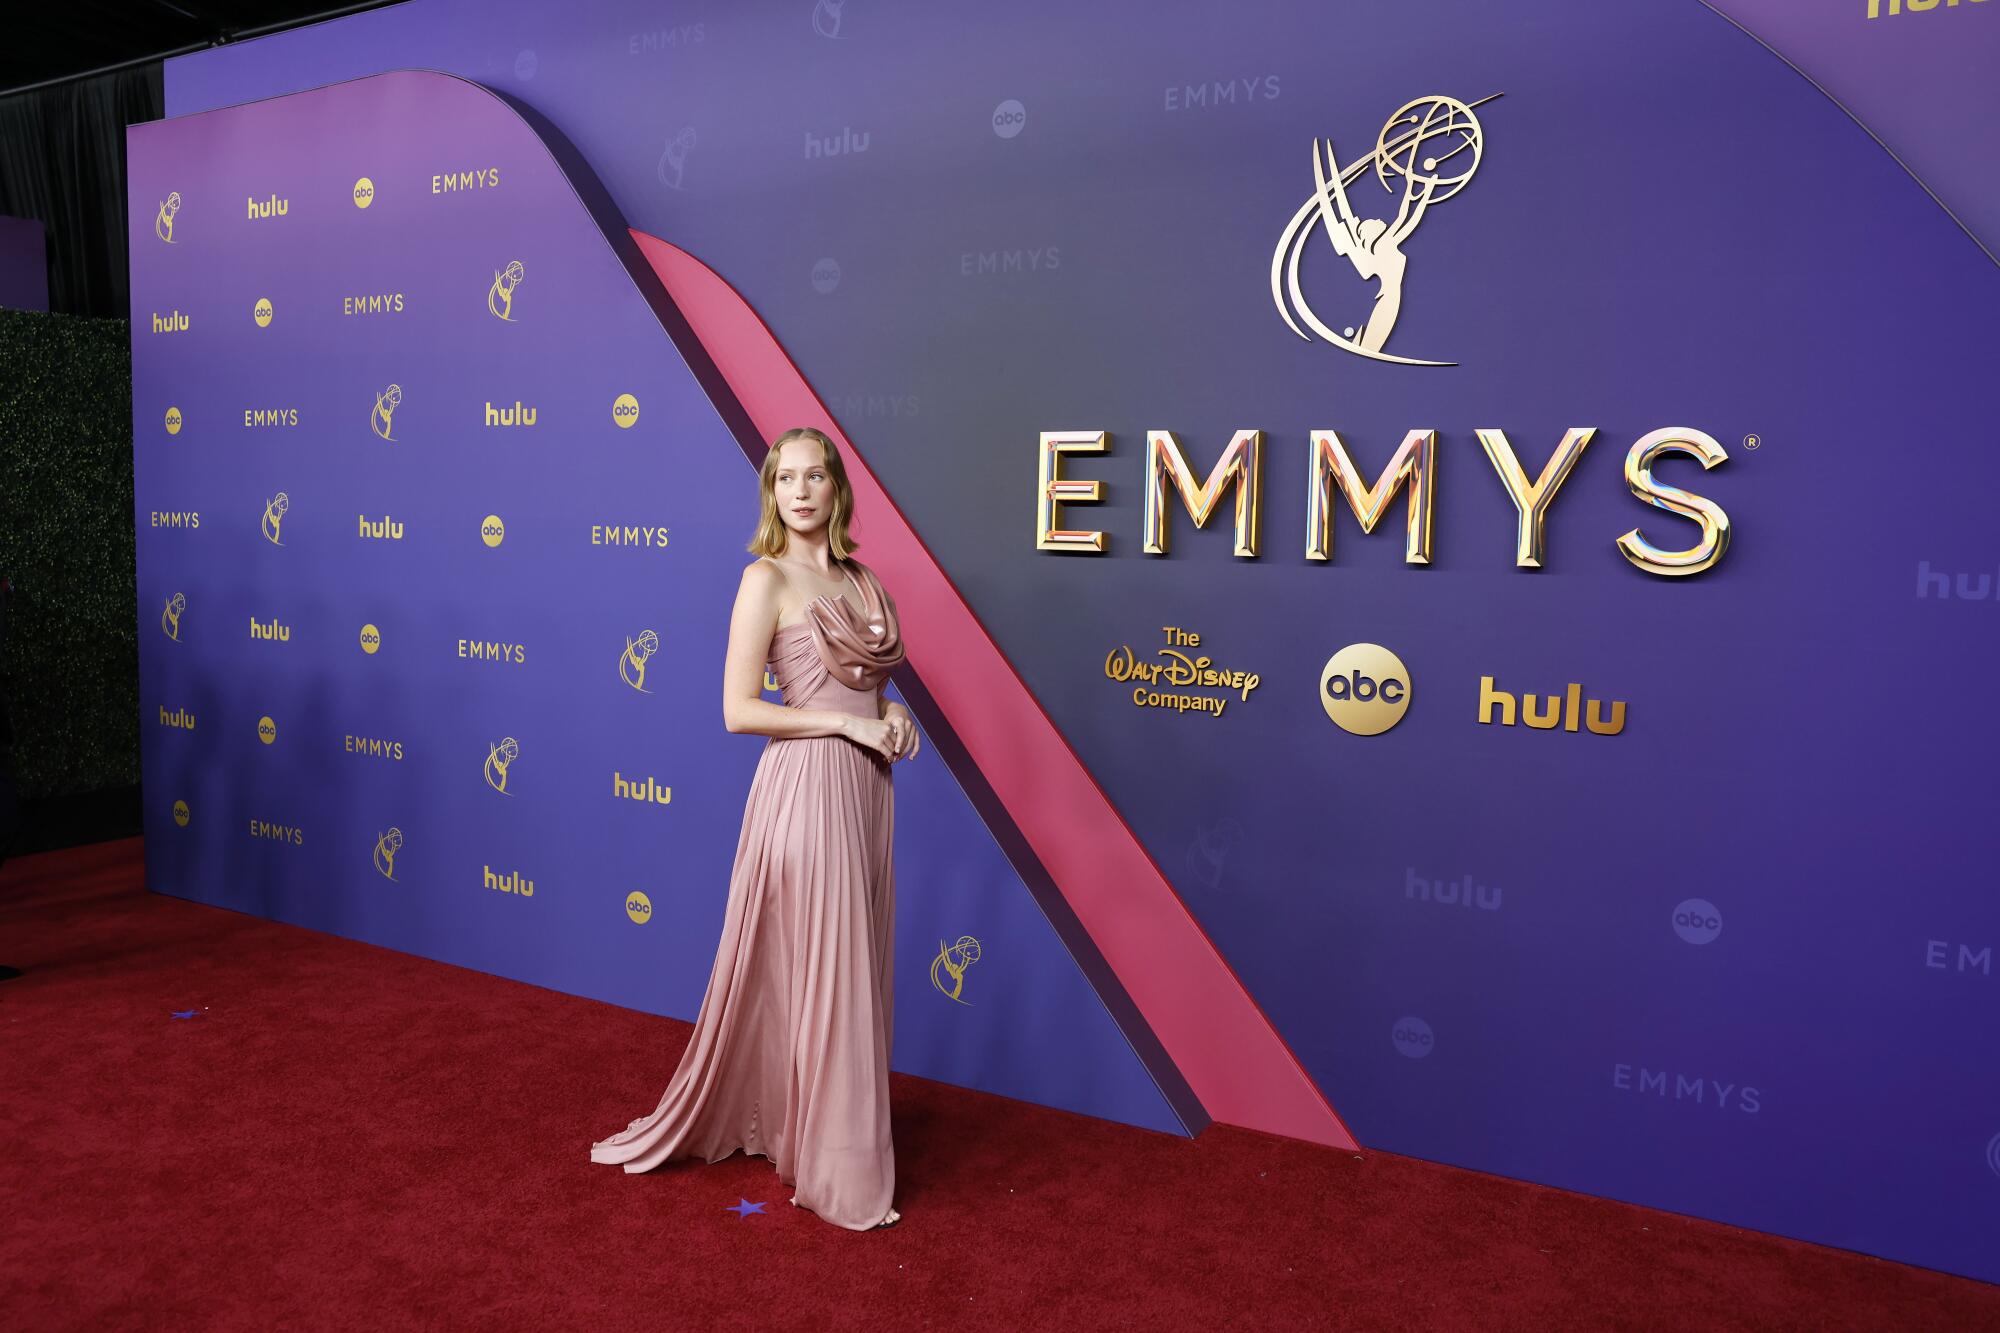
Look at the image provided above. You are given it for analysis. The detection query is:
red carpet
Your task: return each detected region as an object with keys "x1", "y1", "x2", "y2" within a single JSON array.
[{"x1": 3, "y1": 839, "x2": 1996, "y2": 1331}]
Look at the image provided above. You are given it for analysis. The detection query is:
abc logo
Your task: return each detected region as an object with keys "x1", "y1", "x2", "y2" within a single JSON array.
[
  {"x1": 164, "y1": 406, "x2": 182, "y2": 436},
  {"x1": 172, "y1": 799, "x2": 191, "y2": 827},
  {"x1": 625, "y1": 890, "x2": 653, "y2": 924},
  {"x1": 811, "y1": 258, "x2": 841, "y2": 295},
  {"x1": 257, "y1": 715, "x2": 277, "y2": 746},
  {"x1": 1672, "y1": 898, "x2": 1723, "y2": 945},
  {"x1": 481, "y1": 515, "x2": 506, "y2": 548},
  {"x1": 353, "y1": 177, "x2": 375, "y2": 209},
  {"x1": 612, "y1": 394, "x2": 640, "y2": 429},
  {"x1": 253, "y1": 297, "x2": 274, "y2": 328},
  {"x1": 1319, "y1": 643, "x2": 1411, "y2": 736},
  {"x1": 1391, "y1": 1016, "x2": 1434, "y2": 1059},
  {"x1": 992, "y1": 99, "x2": 1027, "y2": 139},
  {"x1": 359, "y1": 623, "x2": 382, "y2": 655}
]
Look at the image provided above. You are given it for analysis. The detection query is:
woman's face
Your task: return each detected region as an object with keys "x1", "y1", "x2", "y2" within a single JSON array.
[{"x1": 773, "y1": 438, "x2": 835, "y2": 540}]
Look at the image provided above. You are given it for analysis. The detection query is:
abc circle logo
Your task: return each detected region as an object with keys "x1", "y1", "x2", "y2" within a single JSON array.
[
  {"x1": 625, "y1": 890, "x2": 653, "y2": 925},
  {"x1": 359, "y1": 623, "x2": 382, "y2": 655},
  {"x1": 811, "y1": 258, "x2": 841, "y2": 295},
  {"x1": 353, "y1": 177, "x2": 375, "y2": 209},
  {"x1": 253, "y1": 297, "x2": 274, "y2": 328},
  {"x1": 172, "y1": 799, "x2": 191, "y2": 827},
  {"x1": 1672, "y1": 898, "x2": 1723, "y2": 945},
  {"x1": 481, "y1": 515, "x2": 506, "y2": 548},
  {"x1": 1391, "y1": 1016, "x2": 1434, "y2": 1059},
  {"x1": 164, "y1": 406, "x2": 183, "y2": 436},
  {"x1": 257, "y1": 715, "x2": 277, "y2": 746},
  {"x1": 612, "y1": 394, "x2": 640, "y2": 429},
  {"x1": 1319, "y1": 643, "x2": 1411, "y2": 736},
  {"x1": 992, "y1": 99, "x2": 1027, "y2": 139}
]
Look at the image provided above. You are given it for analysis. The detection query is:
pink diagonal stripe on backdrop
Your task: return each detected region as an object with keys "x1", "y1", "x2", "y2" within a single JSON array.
[{"x1": 632, "y1": 229, "x2": 1355, "y2": 1149}]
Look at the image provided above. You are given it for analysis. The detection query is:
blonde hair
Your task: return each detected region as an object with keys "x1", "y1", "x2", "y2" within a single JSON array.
[{"x1": 747, "y1": 427, "x2": 859, "y2": 558}]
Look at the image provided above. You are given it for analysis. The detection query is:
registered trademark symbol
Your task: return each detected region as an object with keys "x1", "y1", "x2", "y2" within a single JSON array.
[{"x1": 1743, "y1": 433, "x2": 1761, "y2": 450}]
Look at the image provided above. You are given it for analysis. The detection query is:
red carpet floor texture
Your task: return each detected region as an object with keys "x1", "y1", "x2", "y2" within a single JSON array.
[{"x1": 4, "y1": 838, "x2": 1997, "y2": 1332}]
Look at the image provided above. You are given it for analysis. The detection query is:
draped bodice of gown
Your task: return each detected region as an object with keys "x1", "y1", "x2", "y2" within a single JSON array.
[{"x1": 765, "y1": 559, "x2": 905, "y2": 720}]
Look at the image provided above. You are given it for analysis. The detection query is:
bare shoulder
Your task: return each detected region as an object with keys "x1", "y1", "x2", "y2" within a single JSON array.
[{"x1": 740, "y1": 556, "x2": 783, "y2": 590}]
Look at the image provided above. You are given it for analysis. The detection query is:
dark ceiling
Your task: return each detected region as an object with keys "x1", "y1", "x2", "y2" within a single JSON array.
[{"x1": 0, "y1": 0, "x2": 401, "y2": 95}]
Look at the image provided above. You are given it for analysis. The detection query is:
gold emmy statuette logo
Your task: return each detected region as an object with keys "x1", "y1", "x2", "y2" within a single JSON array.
[
  {"x1": 172, "y1": 799, "x2": 191, "y2": 827},
  {"x1": 155, "y1": 192, "x2": 180, "y2": 242},
  {"x1": 481, "y1": 515, "x2": 506, "y2": 548},
  {"x1": 359, "y1": 623, "x2": 381, "y2": 655},
  {"x1": 353, "y1": 177, "x2": 375, "y2": 209},
  {"x1": 373, "y1": 826, "x2": 402, "y2": 880},
  {"x1": 930, "y1": 935, "x2": 982, "y2": 1004},
  {"x1": 370, "y1": 383, "x2": 402, "y2": 441},
  {"x1": 253, "y1": 297, "x2": 274, "y2": 328},
  {"x1": 257, "y1": 715, "x2": 277, "y2": 746},
  {"x1": 161, "y1": 592, "x2": 186, "y2": 641},
  {"x1": 164, "y1": 406, "x2": 183, "y2": 436},
  {"x1": 487, "y1": 260, "x2": 524, "y2": 321},
  {"x1": 625, "y1": 890, "x2": 653, "y2": 924},
  {"x1": 612, "y1": 393, "x2": 640, "y2": 428},
  {"x1": 485, "y1": 737, "x2": 519, "y2": 794},
  {"x1": 1273, "y1": 94, "x2": 1497, "y2": 367},
  {"x1": 261, "y1": 492, "x2": 289, "y2": 546},
  {"x1": 620, "y1": 629, "x2": 660, "y2": 693},
  {"x1": 1320, "y1": 643, "x2": 1412, "y2": 735}
]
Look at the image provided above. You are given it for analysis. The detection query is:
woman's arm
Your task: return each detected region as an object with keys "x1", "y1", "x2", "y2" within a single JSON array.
[{"x1": 721, "y1": 560, "x2": 854, "y2": 740}]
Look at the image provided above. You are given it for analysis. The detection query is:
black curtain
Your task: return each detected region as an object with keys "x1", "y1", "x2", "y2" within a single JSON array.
[{"x1": 0, "y1": 65, "x2": 163, "y2": 319}]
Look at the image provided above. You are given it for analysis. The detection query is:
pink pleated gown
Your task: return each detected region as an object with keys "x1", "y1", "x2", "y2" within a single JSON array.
[{"x1": 590, "y1": 557, "x2": 905, "y2": 1230}]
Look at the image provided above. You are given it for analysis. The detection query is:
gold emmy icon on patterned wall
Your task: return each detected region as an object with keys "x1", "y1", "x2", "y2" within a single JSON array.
[
  {"x1": 619, "y1": 630, "x2": 659, "y2": 693},
  {"x1": 488, "y1": 260, "x2": 524, "y2": 321},
  {"x1": 373, "y1": 827, "x2": 402, "y2": 880},
  {"x1": 929, "y1": 935, "x2": 982, "y2": 1004},
  {"x1": 161, "y1": 593, "x2": 186, "y2": 641},
  {"x1": 370, "y1": 383, "x2": 401, "y2": 441},
  {"x1": 484, "y1": 737, "x2": 519, "y2": 794},
  {"x1": 155, "y1": 192, "x2": 180, "y2": 242},
  {"x1": 261, "y1": 492, "x2": 288, "y2": 546},
  {"x1": 1273, "y1": 93, "x2": 1497, "y2": 367}
]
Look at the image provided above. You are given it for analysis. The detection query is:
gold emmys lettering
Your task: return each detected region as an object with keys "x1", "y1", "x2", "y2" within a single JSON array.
[{"x1": 1273, "y1": 94, "x2": 1498, "y2": 367}]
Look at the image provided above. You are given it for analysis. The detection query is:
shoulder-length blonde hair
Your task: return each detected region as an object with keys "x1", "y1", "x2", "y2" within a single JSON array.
[{"x1": 747, "y1": 427, "x2": 859, "y2": 558}]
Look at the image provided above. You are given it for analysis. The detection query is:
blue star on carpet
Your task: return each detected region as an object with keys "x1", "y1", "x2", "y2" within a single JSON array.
[
  {"x1": 727, "y1": 1199, "x2": 767, "y2": 1217},
  {"x1": 171, "y1": 1009, "x2": 201, "y2": 1019}
]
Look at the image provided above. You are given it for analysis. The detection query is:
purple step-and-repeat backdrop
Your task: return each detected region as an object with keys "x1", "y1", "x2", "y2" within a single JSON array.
[{"x1": 138, "y1": 0, "x2": 1999, "y2": 1283}]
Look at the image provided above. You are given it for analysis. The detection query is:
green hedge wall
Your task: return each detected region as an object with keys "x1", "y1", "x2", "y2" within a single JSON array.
[{"x1": 0, "y1": 308, "x2": 138, "y2": 797}]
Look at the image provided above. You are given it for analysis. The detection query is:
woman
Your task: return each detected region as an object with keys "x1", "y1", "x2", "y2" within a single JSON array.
[{"x1": 590, "y1": 427, "x2": 916, "y2": 1231}]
